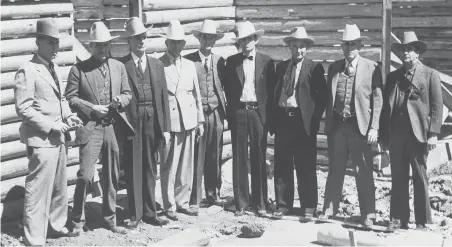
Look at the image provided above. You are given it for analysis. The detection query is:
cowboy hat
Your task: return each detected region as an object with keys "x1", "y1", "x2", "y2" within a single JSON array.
[
  {"x1": 35, "y1": 17, "x2": 60, "y2": 39},
  {"x1": 88, "y1": 21, "x2": 119, "y2": 43},
  {"x1": 158, "y1": 20, "x2": 186, "y2": 41},
  {"x1": 234, "y1": 21, "x2": 264, "y2": 41},
  {"x1": 339, "y1": 24, "x2": 368, "y2": 41},
  {"x1": 283, "y1": 27, "x2": 314, "y2": 46},
  {"x1": 193, "y1": 19, "x2": 225, "y2": 40},
  {"x1": 122, "y1": 17, "x2": 153, "y2": 38},
  {"x1": 392, "y1": 31, "x2": 427, "y2": 54}
]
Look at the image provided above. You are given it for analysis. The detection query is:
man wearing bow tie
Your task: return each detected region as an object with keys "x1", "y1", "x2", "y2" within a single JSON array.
[{"x1": 223, "y1": 21, "x2": 276, "y2": 217}]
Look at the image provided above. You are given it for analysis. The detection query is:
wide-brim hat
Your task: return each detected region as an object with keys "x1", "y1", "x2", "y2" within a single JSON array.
[
  {"x1": 283, "y1": 27, "x2": 314, "y2": 46},
  {"x1": 193, "y1": 19, "x2": 224, "y2": 40},
  {"x1": 122, "y1": 17, "x2": 153, "y2": 38},
  {"x1": 158, "y1": 20, "x2": 186, "y2": 41},
  {"x1": 392, "y1": 31, "x2": 427, "y2": 54},
  {"x1": 88, "y1": 21, "x2": 119, "y2": 43},
  {"x1": 339, "y1": 24, "x2": 368, "y2": 41},
  {"x1": 35, "y1": 17, "x2": 60, "y2": 39},
  {"x1": 234, "y1": 21, "x2": 264, "y2": 41}
]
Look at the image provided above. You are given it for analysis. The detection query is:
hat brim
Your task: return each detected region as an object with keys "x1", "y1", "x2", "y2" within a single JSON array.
[
  {"x1": 338, "y1": 36, "x2": 369, "y2": 42},
  {"x1": 234, "y1": 29, "x2": 264, "y2": 41},
  {"x1": 193, "y1": 30, "x2": 225, "y2": 40},
  {"x1": 35, "y1": 32, "x2": 60, "y2": 39},
  {"x1": 283, "y1": 37, "x2": 314, "y2": 46},
  {"x1": 392, "y1": 41, "x2": 427, "y2": 54},
  {"x1": 89, "y1": 35, "x2": 120, "y2": 43},
  {"x1": 158, "y1": 34, "x2": 186, "y2": 41},
  {"x1": 121, "y1": 25, "x2": 154, "y2": 38}
]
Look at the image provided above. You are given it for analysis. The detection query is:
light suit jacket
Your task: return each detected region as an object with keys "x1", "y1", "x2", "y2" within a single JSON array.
[
  {"x1": 159, "y1": 53, "x2": 204, "y2": 132},
  {"x1": 14, "y1": 55, "x2": 73, "y2": 147}
]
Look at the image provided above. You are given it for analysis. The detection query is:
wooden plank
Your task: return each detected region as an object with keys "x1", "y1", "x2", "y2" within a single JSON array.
[
  {"x1": 1, "y1": 3, "x2": 73, "y2": 19},
  {"x1": 393, "y1": 28, "x2": 452, "y2": 38},
  {"x1": 1, "y1": 140, "x2": 27, "y2": 162},
  {"x1": 259, "y1": 32, "x2": 382, "y2": 47},
  {"x1": 73, "y1": 7, "x2": 104, "y2": 19},
  {"x1": 1, "y1": 33, "x2": 73, "y2": 57},
  {"x1": 1, "y1": 104, "x2": 20, "y2": 125},
  {"x1": 147, "y1": 19, "x2": 236, "y2": 37},
  {"x1": 235, "y1": 0, "x2": 381, "y2": 5},
  {"x1": 143, "y1": 6, "x2": 235, "y2": 25},
  {"x1": 1, "y1": 51, "x2": 76, "y2": 72},
  {"x1": 1, "y1": 17, "x2": 73, "y2": 39},
  {"x1": 142, "y1": 0, "x2": 233, "y2": 10},
  {"x1": 104, "y1": 6, "x2": 129, "y2": 19},
  {"x1": 236, "y1": 4, "x2": 383, "y2": 19},
  {"x1": 249, "y1": 19, "x2": 383, "y2": 33},
  {"x1": 393, "y1": 5, "x2": 452, "y2": 16},
  {"x1": 129, "y1": 0, "x2": 142, "y2": 19},
  {"x1": 1, "y1": 66, "x2": 71, "y2": 90},
  {"x1": 393, "y1": 0, "x2": 452, "y2": 7},
  {"x1": 72, "y1": 0, "x2": 103, "y2": 7},
  {"x1": 1, "y1": 122, "x2": 20, "y2": 143},
  {"x1": 1, "y1": 89, "x2": 15, "y2": 106},
  {"x1": 382, "y1": 0, "x2": 392, "y2": 87},
  {"x1": 393, "y1": 16, "x2": 452, "y2": 28}
]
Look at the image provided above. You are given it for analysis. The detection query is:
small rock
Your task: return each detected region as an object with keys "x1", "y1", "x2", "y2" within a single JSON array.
[
  {"x1": 240, "y1": 222, "x2": 266, "y2": 238},
  {"x1": 221, "y1": 226, "x2": 236, "y2": 235},
  {"x1": 440, "y1": 217, "x2": 452, "y2": 227},
  {"x1": 344, "y1": 194, "x2": 359, "y2": 205}
]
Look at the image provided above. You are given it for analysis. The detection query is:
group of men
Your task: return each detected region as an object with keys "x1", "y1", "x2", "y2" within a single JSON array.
[{"x1": 14, "y1": 16, "x2": 442, "y2": 246}]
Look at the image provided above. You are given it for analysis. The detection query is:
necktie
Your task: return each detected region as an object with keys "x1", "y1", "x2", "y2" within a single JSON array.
[
  {"x1": 242, "y1": 54, "x2": 253, "y2": 60},
  {"x1": 284, "y1": 62, "x2": 297, "y2": 96},
  {"x1": 99, "y1": 63, "x2": 107, "y2": 77},
  {"x1": 138, "y1": 58, "x2": 144, "y2": 77},
  {"x1": 345, "y1": 63, "x2": 355, "y2": 76},
  {"x1": 204, "y1": 58, "x2": 209, "y2": 72},
  {"x1": 48, "y1": 62, "x2": 60, "y2": 91}
]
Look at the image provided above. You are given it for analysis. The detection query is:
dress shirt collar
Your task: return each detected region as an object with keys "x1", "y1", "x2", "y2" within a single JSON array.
[
  {"x1": 36, "y1": 54, "x2": 51, "y2": 67},
  {"x1": 131, "y1": 52, "x2": 146, "y2": 66},
  {"x1": 404, "y1": 60, "x2": 421, "y2": 75},
  {"x1": 242, "y1": 49, "x2": 256, "y2": 60},
  {"x1": 198, "y1": 50, "x2": 212, "y2": 63},
  {"x1": 345, "y1": 55, "x2": 360, "y2": 69},
  {"x1": 166, "y1": 51, "x2": 181, "y2": 64}
]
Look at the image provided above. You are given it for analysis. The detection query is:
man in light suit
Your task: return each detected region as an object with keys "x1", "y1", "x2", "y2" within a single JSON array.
[
  {"x1": 223, "y1": 21, "x2": 276, "y2": 217},
  {"x1": 185, "y1": 20, "x2": 227, "y2": 211},
  {"x1": 14, "y1": 18, "x2": 82, "y2": 246},
  {"x1": 381, "y1": 32, "x2": 442, "y2": 230},
  {"x1": 319, "y1": 24, "x2": 382, "y2": 227},
  {"x1": 159, "y1": 20, "x2": 204, "y2": 220},
  {"x1": 119, "y1": 17, "x2": 171, "y2": 229},
  {"x1": 271, "y1": 28, "x2": 327, "y2": 221},
  {"x1": 66, "y1": 22, "x2": 134, "y2": 234}
]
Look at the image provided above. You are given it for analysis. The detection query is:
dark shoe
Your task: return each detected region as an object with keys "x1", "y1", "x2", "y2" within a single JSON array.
[
  {"x1": 299, "y1": 211, "x2": 315, "y2": 223},
  {"x1": 234, "y1": 209, "x2": 246, "y2": 217},
  {"x1": 388, "y1": 219, "x2": 408, "y2": 230},
  {"x1": 106, "y1": 221, "x2": 127, "y2": 234},
  {"x1": 71, "y1": 223, "x2": 84, "y2": 236},
  {"x1": 317, "y1": 213, "x2": 330, "y2": 221},
  {"x1": 256, "y1": 210, "x2": 268, "y2": 218},
  {"x1": 48, "y1": 227, "x2": 80, "y2": 238},
  {"x1": 143, "y1": 216, "x2": 169, "y2": 226},
  {"x1": 271, "y1": 212, "x2": 284, "y2": 220},
  {"x1": 208, "y1": 198, "x2": 225, "y2": 206},
  {"x1": 126, "y1": 220, "x2": 140, "y2": 230},
  {"x1": 165, "y1": 211, "x2": 178, "y2": 221},
  {"x1": 177, "y1": 207, "x2": 198, "y2": 216}
]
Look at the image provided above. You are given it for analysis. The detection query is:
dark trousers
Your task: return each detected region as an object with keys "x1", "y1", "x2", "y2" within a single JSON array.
[
  {"x1": 231, "y1": 108, "x2": 268, "y2": 211},
  {"x1": 72, "y1": 124, "x2": 119, "y2": 226},
  {"x1": 123, "y1": 107, "x2": 160, "y2": 220},
  {"x1": 323, "y1": 118, "x2": 375, "y2": 218},
  {"x1": 390, "y1": 114, "x2": 432, "y2": 225},
  {"x1": 190, "y1": 108, "x2": 224, "y2": 206},
  {"x1": 274, "y1": 108, "x2": 318, "y2": 213}
]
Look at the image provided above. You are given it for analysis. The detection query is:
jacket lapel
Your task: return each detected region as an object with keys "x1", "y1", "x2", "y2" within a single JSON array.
[
  {"x1": 236, "y1": 60, "x2": 245, "y2": 87},
  {"x1": 84, "y1": 57, "x2": 100, "y2": 104},
  {"x1": 147, "y1": 55, "x2": 159, "y2": 98},
  {"x1": 274, "y1": 60, "x2": 288, "y2": 103},
  {"x1": 33, "y1": 57, "x2": 60, "y2": 94},
  {"x1": 107, "y1": 59, "x2": 119, "y2": 98},
  {"x1": 162, "y1": 54, "x2": 180, "y2": 88},
  {"x1": 124, "y1": 54, "x2": 139, "y2": 96},
  {"x1": 354, "y1": 56, "x2": 364, "y2": 92},
  {"x1": 254, "y1": 53, "x2": 267, "y2": 97},
  {"x1": 297, "y1": 58, "x2": 310, "y2": 90},
  {"x1": 410, "y1": 63, "x2": 425, "y2": 91},
  {"x1": 331, "y1": 59, "x2": 344, "y2": 105}
]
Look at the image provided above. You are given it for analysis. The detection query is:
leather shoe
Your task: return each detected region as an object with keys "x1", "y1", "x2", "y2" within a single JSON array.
[
  {"x1": 48, "y1": 227, "x2": 80, "y2": 238},
  {"x1": 177, "y1": 207, "x2": 198, "y2": 216},
  {"x1": 143, "y1": 216, "x2": 169, "y2": 226},
  {"x1": 207, "y1": 198, "x2": 225, "y2": 206},
  {"x1": 317, "y1": 213, "x2": 330, "y2": 221},
  {"x1": 388, "y1": 219, "x2": 408, "y2": 230},
  {"x1": 256, "y1": 210, "x2": 268, "y2": 218},
  {"x1": 165, "y1": 211, "x2": 178, "y2": 221},
  {"x1": 234, "y1": 209, "x2": 246, "y2": 217},
  {"x1": 126, "y1": 220, "x2": 140, "y2": 230},
  {"x1": 299, "y1": 212, "x2": 315, "y2": 223},
  {"x1": 106, "y1": 222, "x2": 127, "y2": 234}
]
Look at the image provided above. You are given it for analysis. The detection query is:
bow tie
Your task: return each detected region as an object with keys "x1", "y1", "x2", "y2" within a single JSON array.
[{"x1": 242, "y1": 54, "x2": 253, "y2": 60}]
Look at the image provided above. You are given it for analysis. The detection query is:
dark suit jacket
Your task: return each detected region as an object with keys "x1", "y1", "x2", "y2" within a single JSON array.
[
  {"x1": 66, "y1": 56, "x2": 134, "y2": 145},
  {"x1": 119, "y1": 54, "x2": 171, "y2": 140},
  {"x1": 222, "y1": 52, "x2": 276, "y2": 129},
  {"x1": 324, "y1": 57, "x2": 383, "y2": 136},
  {"x1": 380, "y1": 62, "x2": 443, "y2": 143},
  {"x1": 184, "y1": 51, "x2": 227, "y2": 118},
  {"x1": 273, "y1": 58, "x2": 327, "y2": 135}
]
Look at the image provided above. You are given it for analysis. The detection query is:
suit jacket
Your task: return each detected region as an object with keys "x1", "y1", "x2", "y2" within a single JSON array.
[
  {"x1": 119, "y1": 54, "x2": 171, "y2": 140},
  {"x1": 273, "y1": 58, "x2": 327, "y2": 135},
  {"x1": 223, "y1": 52, "x2": 276, "y2": 128},
  {"x1": 14, "y1": 55, "x2": 73, "y2": 147},
  {"x1": 325, "y1": 57, "x2": 383, "y2": 136},
  {"x1": 159, "y1": 53, "x2": 204, "y2": 132},
  {"x1": 380, "y1": 62, "x2": 443, "y2": 143},
  {"x1": 184, "y1": 51, "x2": 227, "y2": 118},
  {"x1": 66, "y1": 56, "x2": 134, "y2": 145}
]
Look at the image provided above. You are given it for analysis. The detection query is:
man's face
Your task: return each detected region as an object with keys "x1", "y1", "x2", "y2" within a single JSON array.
[
  {"x1": 341, "y1": 40, "x2": 362, "y2": 61},
  {"x1": 238, "y1": 35, "x2": 257, "y2": 53},
  {"x1": 401, "y1": 45, "x2": 419, "y2": 64},
  {"x1": 36, "y1": 36, "x2": 59, "y2": 62},
  {"x1": 166, "y1": 39, "x2": 186, "y2": 57},
  {"x1": 199, "y1": 33, "x2": 217, "y2": 51},
  {"x1": 90, "y1": 42, "x2": 111, "y2": 61},
  {"x1": 289, "y1": 40, "x2": 307, "y2": 60},
  {"x1": 129, "y1": 33, "x2": 147, "y2": 55}
]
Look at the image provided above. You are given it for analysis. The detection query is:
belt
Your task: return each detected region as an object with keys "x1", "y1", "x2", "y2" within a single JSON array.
[
  {"x1": 280, "y1": 107, "x2": 299, "y2": 117},
  {"x1": 138, "y1": 102, "x2": 154, "y2": 107},
  {"x1": 239, "y1": 101, "x2": 258, "y2": 110},
  {"x1": 333, "y1": 110, "x2": 356, "y2": 123}
]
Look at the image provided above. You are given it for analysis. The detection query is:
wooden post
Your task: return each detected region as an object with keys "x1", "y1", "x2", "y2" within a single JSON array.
[
  {"x1": 129, "y1": 0, "x2": 142, "y2": 19},
  {"x1": 382, "y1": 0, "x2": 392, "y2": 87}
]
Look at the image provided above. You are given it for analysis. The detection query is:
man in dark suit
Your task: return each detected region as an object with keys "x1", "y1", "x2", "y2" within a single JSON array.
[
  {"x1": 318, "y1": 24, "x2": 382, "y2": 227},
  {"x1": 223, "y1": 21, "x2": 276, "y2": 217},
  {"x1": 271, "y1": 27, "x2": 327, "y2": 221},
  {"x1": 66, "y1": 22, "x2": 134, "y2": 234},
  {"x1": 118, "y1": 17, "x2": 171, "y2": 229},
  {"x1": 381, "y1": 31, "x2": 443, "y2": 230},
  {"x1": 185, "y1": 20, "x2": 227, "y2": 211}
]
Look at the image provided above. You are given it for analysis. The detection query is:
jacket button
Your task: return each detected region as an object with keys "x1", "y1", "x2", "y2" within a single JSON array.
[{"x1": 172, "y1": 108, "x2": 175, "y2": 110}]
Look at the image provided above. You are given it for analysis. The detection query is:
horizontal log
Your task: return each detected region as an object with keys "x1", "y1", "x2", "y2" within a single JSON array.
[
  {"x1": 1, "y1": 147, "x2": 80, "y2": 181},
  {"x1": 249, "y1": 19, "x2": 383, "y2": 33},
  {"x1": 143, "y1": 0, "x2": 233, "y2": 10},
  {"x1": 1, "y1": 3, "x2": 73, "y2": 19},
  {"x1": 1, "y1": 17, "x2": 73, "y2": 39},
  {"x1": 74, "y1": 19, "x2": 128, "y2": 31},
  {"x1": 73, "y1": 7, "x2": 103, "y2": 20},
  {"x1": 235, "y1": 0, "x2": 381, "y2": 5},
  {"x1": 1, "y1": 104, "x2": 20, "y2": 125},
  {"x1": 72, "y1": 0, "x2": 103, "y2": 7},
  {"x1": 393, "y1": 5, "x2": 452, "y2": 17},
  {"x1": 147, "y1": 19, "x2": 236, "y2": 37},
  {"x1": 1, "y1": 33, "x2": 73, "y2": 57},
  {"x1": 1, "y1": 50, "x2": 76, "y2": 72},
  {"x1": 259, "y1": 32, "x2": 382, "y2": 47},
  {"x1": 143, "y1": 6, "x2": 235, "y2": 25},
  {"x1": 0, "y1": 122, "x2": 20, "y2": 143},
  {"x1": 392, "y1": 28, "x2": 452, "y2": 39},
  {"x1": 103, "y1": 6, "x2": 129, "y2": 19},
  {"x1": 236, "y1": 4, "x2": 383, "y2": 19},
  {"x1": 393, "y1": 16, "x2": 452, "y2": 28},
  {"x1": 1, "y1": 89, "x2": 14, "y2": 106},
  {"x1": 1, "y1": 66, "x2": 71, "y2": 90}
]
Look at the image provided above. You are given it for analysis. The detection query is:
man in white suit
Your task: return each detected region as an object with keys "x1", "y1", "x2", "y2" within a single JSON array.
[{"x1": 159, "y1": 20, "x2": 205, "y2": 220}]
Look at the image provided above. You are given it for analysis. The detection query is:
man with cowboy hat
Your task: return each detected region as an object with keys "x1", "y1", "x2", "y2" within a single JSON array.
[
  {"x1": 270, "y1": 27, "x2": 327, "y2": 221},
  {"x1": 159, "y1": 20, "x2": 204, "y2": 220},
  {"x1": 14, "y1": 17, "x2": 82, "y2": 245},
  {"x1": 318, "y1": 24, "x2": 383, "y2": 227},
  {"x1": 380, "y1": 31, "x2": 442, "y2": 230},
  {"x1": 222, "y1": 21, "x2": 276, "y2": 217},
  {"x1": 118, "y1": 17, "x2": 171, "y2": 229},
  {"x1": 184, "y1": 19, "x2": 227, "y2": 211},
  {"x1": 66, "y1": 21, "x2": 134, "y2": 234}
]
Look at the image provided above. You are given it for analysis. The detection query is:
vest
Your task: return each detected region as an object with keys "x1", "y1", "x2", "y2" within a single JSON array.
[
  {"x1": 135, "y1": 62, "x2": 155, "y2": 116},
  {"x1": 198, "y1": 62, "x2": 219, "y2": 112},
  {"x1": 96, "y1": 64, "x2": 111, "y2": 105},
  {"x1": 334, "y1": 72, "x2": 356, "y2": 114}
]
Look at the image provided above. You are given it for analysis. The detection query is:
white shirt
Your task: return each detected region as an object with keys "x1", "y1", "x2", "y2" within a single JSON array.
[
  {"x1": 240, "y1": 50, "x2": 257, "y2": 102},
  {"x1": 198, "y1": 50, "x2": 212, "y2": 71},
  {"x1": 345, "y1": 55, "x2": 360, "y2": 73},
  {"x1": 279, "y1": 58, "x2": 303, "y2": 107},
  {"x1": 166, "y1": 51, "x2": 182, "y2": 74},
  {"x1": 131, "y1": 52, "x2": 146, "y2": 73}
]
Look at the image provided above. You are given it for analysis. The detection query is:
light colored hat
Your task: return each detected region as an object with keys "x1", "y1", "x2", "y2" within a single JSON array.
[
  {"x1": 392, "y1": 31, "x2": 427, "y2": 54},
  {"x1": 158, "y1": 20, "x2": 186, "y2": 41},
  {"x1": 193, "y1": 19, "x2": 225, "y2": 40},
  {"x1": 35, "y1": 17, "x2": 60, "y2": 39},
  {"x1": 234, "y1": 21, "x2": 264, "y2": 41},
  {"x1": 122, "y1": 17, "x2": 153, "y2": 38},
  {"x1": 283, "y1": 27, "x2": 314, "y2": 45},
  {"x1": 340, "y1": 24, "x2": 367, "y2": 41},
  {"x1": 88, "y1": 21, "x2": 119, "y2": 43}
]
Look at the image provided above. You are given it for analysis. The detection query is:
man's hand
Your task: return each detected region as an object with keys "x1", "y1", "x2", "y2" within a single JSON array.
[
  {"x1": 92, "y1": 105, "x2": 109, "y2": 118},
  {"x1": 427, "y1": 135, "x2": 438, "y2": 151},
  {"x1": 197, "y1": 125, "x2": 204, "y2": 138},
  {"x1": 366, "y1": 128, "x2": 378, "y2": 145},
  {"x1": 50, "y1": 122, "x2": 70, "y2": 135},
  {"x1": 163, "y1": 132, "x2": 171, "y2": 145},
  {"x1": 66, "y1": 115, "x2": 83, "y2": 128},
  {"x1": 110, "y1": 95, "x2": 122, "y2": 109}
]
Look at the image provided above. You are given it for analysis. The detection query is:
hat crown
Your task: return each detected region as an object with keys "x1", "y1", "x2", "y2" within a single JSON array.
[
  {"x1": 401, "y1": 31, "x2": 419, "y2": 44},
  {"x1": 342, "y1": 24, "x2": 361, "y2": 41},
  {"x1": 36, "y1": 17, "x2": 60, "y2": 39},
  {"x1": 199, "y1": 19, "x2": 218, "y2": 34},
  {"x1": 236, "y1": 21, "x2": 257, "y2": 39},
  {"x1": 89, "y1": 21, "x2": 114, "y2": 42},
  {"x1": 165, "y1": 20, "x2": 186, "y2": 40},
  {"x1": 290, "y1": 27, "x2": 309, "y2": 39},
  {"x1": 124, "y1": 17, "x2": 148, "y2": 36}
]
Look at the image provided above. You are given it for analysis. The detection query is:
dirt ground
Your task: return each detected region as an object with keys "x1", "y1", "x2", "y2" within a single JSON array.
[{"x1": 1, "y1": 146, "x2": 451, "y2": 246}]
